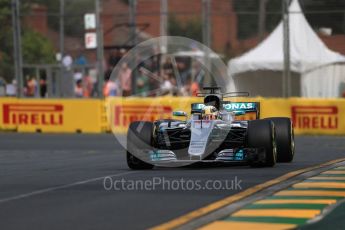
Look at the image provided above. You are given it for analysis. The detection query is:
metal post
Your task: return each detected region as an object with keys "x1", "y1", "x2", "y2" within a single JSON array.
[
  {"x1": 343, "y1": 12, "x2": 345, "y2": 34},
  {"x1": 129, "y1": 0, "x2": 137, "y2": 95},
  {"x1": 286, "y1": 0, "x2": 291, "y2": 97},
  {"x1": 46, "y1": 67, "x2": 53, "y2": 98},
  {"x1": 59, "y1": 0, "x2": 64, "y2": 62},
  {"x1": 11, "y1": 0, "x2": 24, "y2": 97},
  {"x1": 160, "y1": 0, "x2": 168, "y2": 53},
  {"x1": 59, "y1": 0, "x2": 65, "y2": 98},
  {"x1": 258, "y1": 0, "x2": 268, "y2": 41},
  {"x1": 11, "y1": 0, "x2": 18, "y2": 96},
  {"x1": 15, "y1": 0, "x2": 23, "y2": 98},
  {"x1": 159, "y1": 0, "x2": 168, "y2": 83},
  {"x1": 96, "y1": 0, "x2": 104, "y2": 97},
  {"x1": 202, "y1": 0, "x2": 212, "y2": 86},
  {"x1": 282, "y1": 0, "x2": 291, "y2": 98}
]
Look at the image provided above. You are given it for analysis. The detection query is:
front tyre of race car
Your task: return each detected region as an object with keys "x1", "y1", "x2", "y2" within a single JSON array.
[
  {"x1": 247, "y1": 120, "x2": 277, "y2": 167},
  {"x1": 265, "y1": 117, "x2": 295, "y2": 163},
  {"x1": 127, "y1": 121, "x2": 154, "y2": 170}
]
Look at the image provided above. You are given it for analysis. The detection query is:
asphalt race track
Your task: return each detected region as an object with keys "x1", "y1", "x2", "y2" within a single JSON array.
[{"x1": 0, "y1": 133, "x2": 345, "y2": 230}]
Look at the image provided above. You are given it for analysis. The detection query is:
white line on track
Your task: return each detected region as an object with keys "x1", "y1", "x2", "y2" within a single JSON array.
[{"x1": 0, "y1": 171, "x2": 135, "y2": 204}]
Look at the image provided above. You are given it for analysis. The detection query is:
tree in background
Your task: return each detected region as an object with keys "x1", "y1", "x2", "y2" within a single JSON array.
[
  {"x1": 0, "y1": 0, "x2": 56, "y2": 82},
  {"x1": 22, "y1": 30, "x2": 55, "y2": 64},
  {"x1": 0, "y1": 0, "x2": 16, "y2": 81}
]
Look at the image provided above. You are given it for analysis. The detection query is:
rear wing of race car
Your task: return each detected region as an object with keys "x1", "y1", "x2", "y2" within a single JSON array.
[{"x1": 191, "y1": 102, "x2": 260, "y2": 120}]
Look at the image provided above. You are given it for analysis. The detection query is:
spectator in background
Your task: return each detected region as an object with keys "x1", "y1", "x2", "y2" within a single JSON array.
[
  {"x1": 83, "y1": 71, "x2": 94, "y2": 98},
  {"x1": 39, "y1": 75, "x2": 47, "y2": 98},
  {"x1": 160, "y1": 74, "x2": 173, "y2": 95},
  {"x1": 26, "y1": 76, "x2": 38, "y2": 97},
  {"x1": 162, "y1": 58, "x2": 173, "y2": 75},
  {"x1": 177, "y1": 60, "x2": 190, "y2": 85},
  {"x1": 103, "y1": 75, "x2": 118, "y2": 97},
  {"x1": 73, "y1": 70, "x2": 83, "y2": 82},
  {"x1": 75, "y1": 54, "x2": 88, "y2": 66},
  {"x1": 191, "y1": 80, "x2": 199, "y2": 96},
  {"x1": 75, "y1": 79, "x2": 83, "y2": 98},
  {"x1": 119, "y1": 62, "x2": 132, "y2": 97},
  {"x1": 169, "y1": 75, "x2": 178, "y2": 96},
  {"x1": 6, "y1": 80, "x2": 17, "y2": 97},
  {"x1": 150, "y1": 55, "x2": 160, "y2": 73},
  {"x1": 62, "y1": 54, "x2": 73, "y2": 70},
  {"x1": 180, "y1": 78, "x2": 192, "y2": 96},
  {"x1": 104, "y1": 66, "x2": 113, "y2": 81},
  {"x1": 136, "y1": 68, "x2": 149, "y2": 96}
]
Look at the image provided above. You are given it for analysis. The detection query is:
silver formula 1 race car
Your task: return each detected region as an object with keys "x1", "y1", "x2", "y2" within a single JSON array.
[{"x1": 126, "y1": 87, "x2": 295, "y2": 169}]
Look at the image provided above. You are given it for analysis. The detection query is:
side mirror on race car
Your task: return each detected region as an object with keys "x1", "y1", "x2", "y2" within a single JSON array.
[{"x1": 172, "y1": 111, "x2": 187, "y2": 117}]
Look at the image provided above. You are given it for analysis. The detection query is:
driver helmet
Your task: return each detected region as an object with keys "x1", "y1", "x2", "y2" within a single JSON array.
[{"x1": 202, "y1": 105, "x2": 219, "y2": 120}]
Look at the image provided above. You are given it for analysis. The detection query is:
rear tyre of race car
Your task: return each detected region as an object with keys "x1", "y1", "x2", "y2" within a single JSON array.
[
  {"x1": 264, "y1": 117, "x2": 295, "y2": 163},
  {"x1": 127, "y1": 121, "x2": 154, "y2": 170},
  {"x1": 247, "y1": 120, "x2": 277, "y2": 167}
]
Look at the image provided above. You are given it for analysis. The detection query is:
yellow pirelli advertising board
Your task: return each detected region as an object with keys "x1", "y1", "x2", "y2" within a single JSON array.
[
  {"x1": 0, "y1": 97, "x2": 344, "y2": 135},
  {"x1": 0, "y1": 99, "x2": 106, "y2": 133},
  {"x1": 263, "y1": 98, "x2": 344, "y2": 135}
]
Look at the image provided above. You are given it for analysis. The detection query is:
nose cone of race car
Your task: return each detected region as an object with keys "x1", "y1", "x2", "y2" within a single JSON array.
[{"x1": 188, "y1": 120, "x2": 216, "y2": 158}]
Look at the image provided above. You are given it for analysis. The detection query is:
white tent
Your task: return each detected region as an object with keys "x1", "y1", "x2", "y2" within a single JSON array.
[{"x1": 228, "y1": 0, "x2": 345, "y2": 97}]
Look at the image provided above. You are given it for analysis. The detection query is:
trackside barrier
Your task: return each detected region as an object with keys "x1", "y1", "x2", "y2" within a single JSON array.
[
  {"x1": 0, "y1": 97, "x2": 344, "y2": 134},
  {"x1": 107, "y1": 97, "x2": 345, "y2": 135},
  {"x1": 0, "y1": 99, "x2": 107, "y2": 133},
  {"x1": 259, "y1": 98, "x2": 345, "y2": 135}
]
